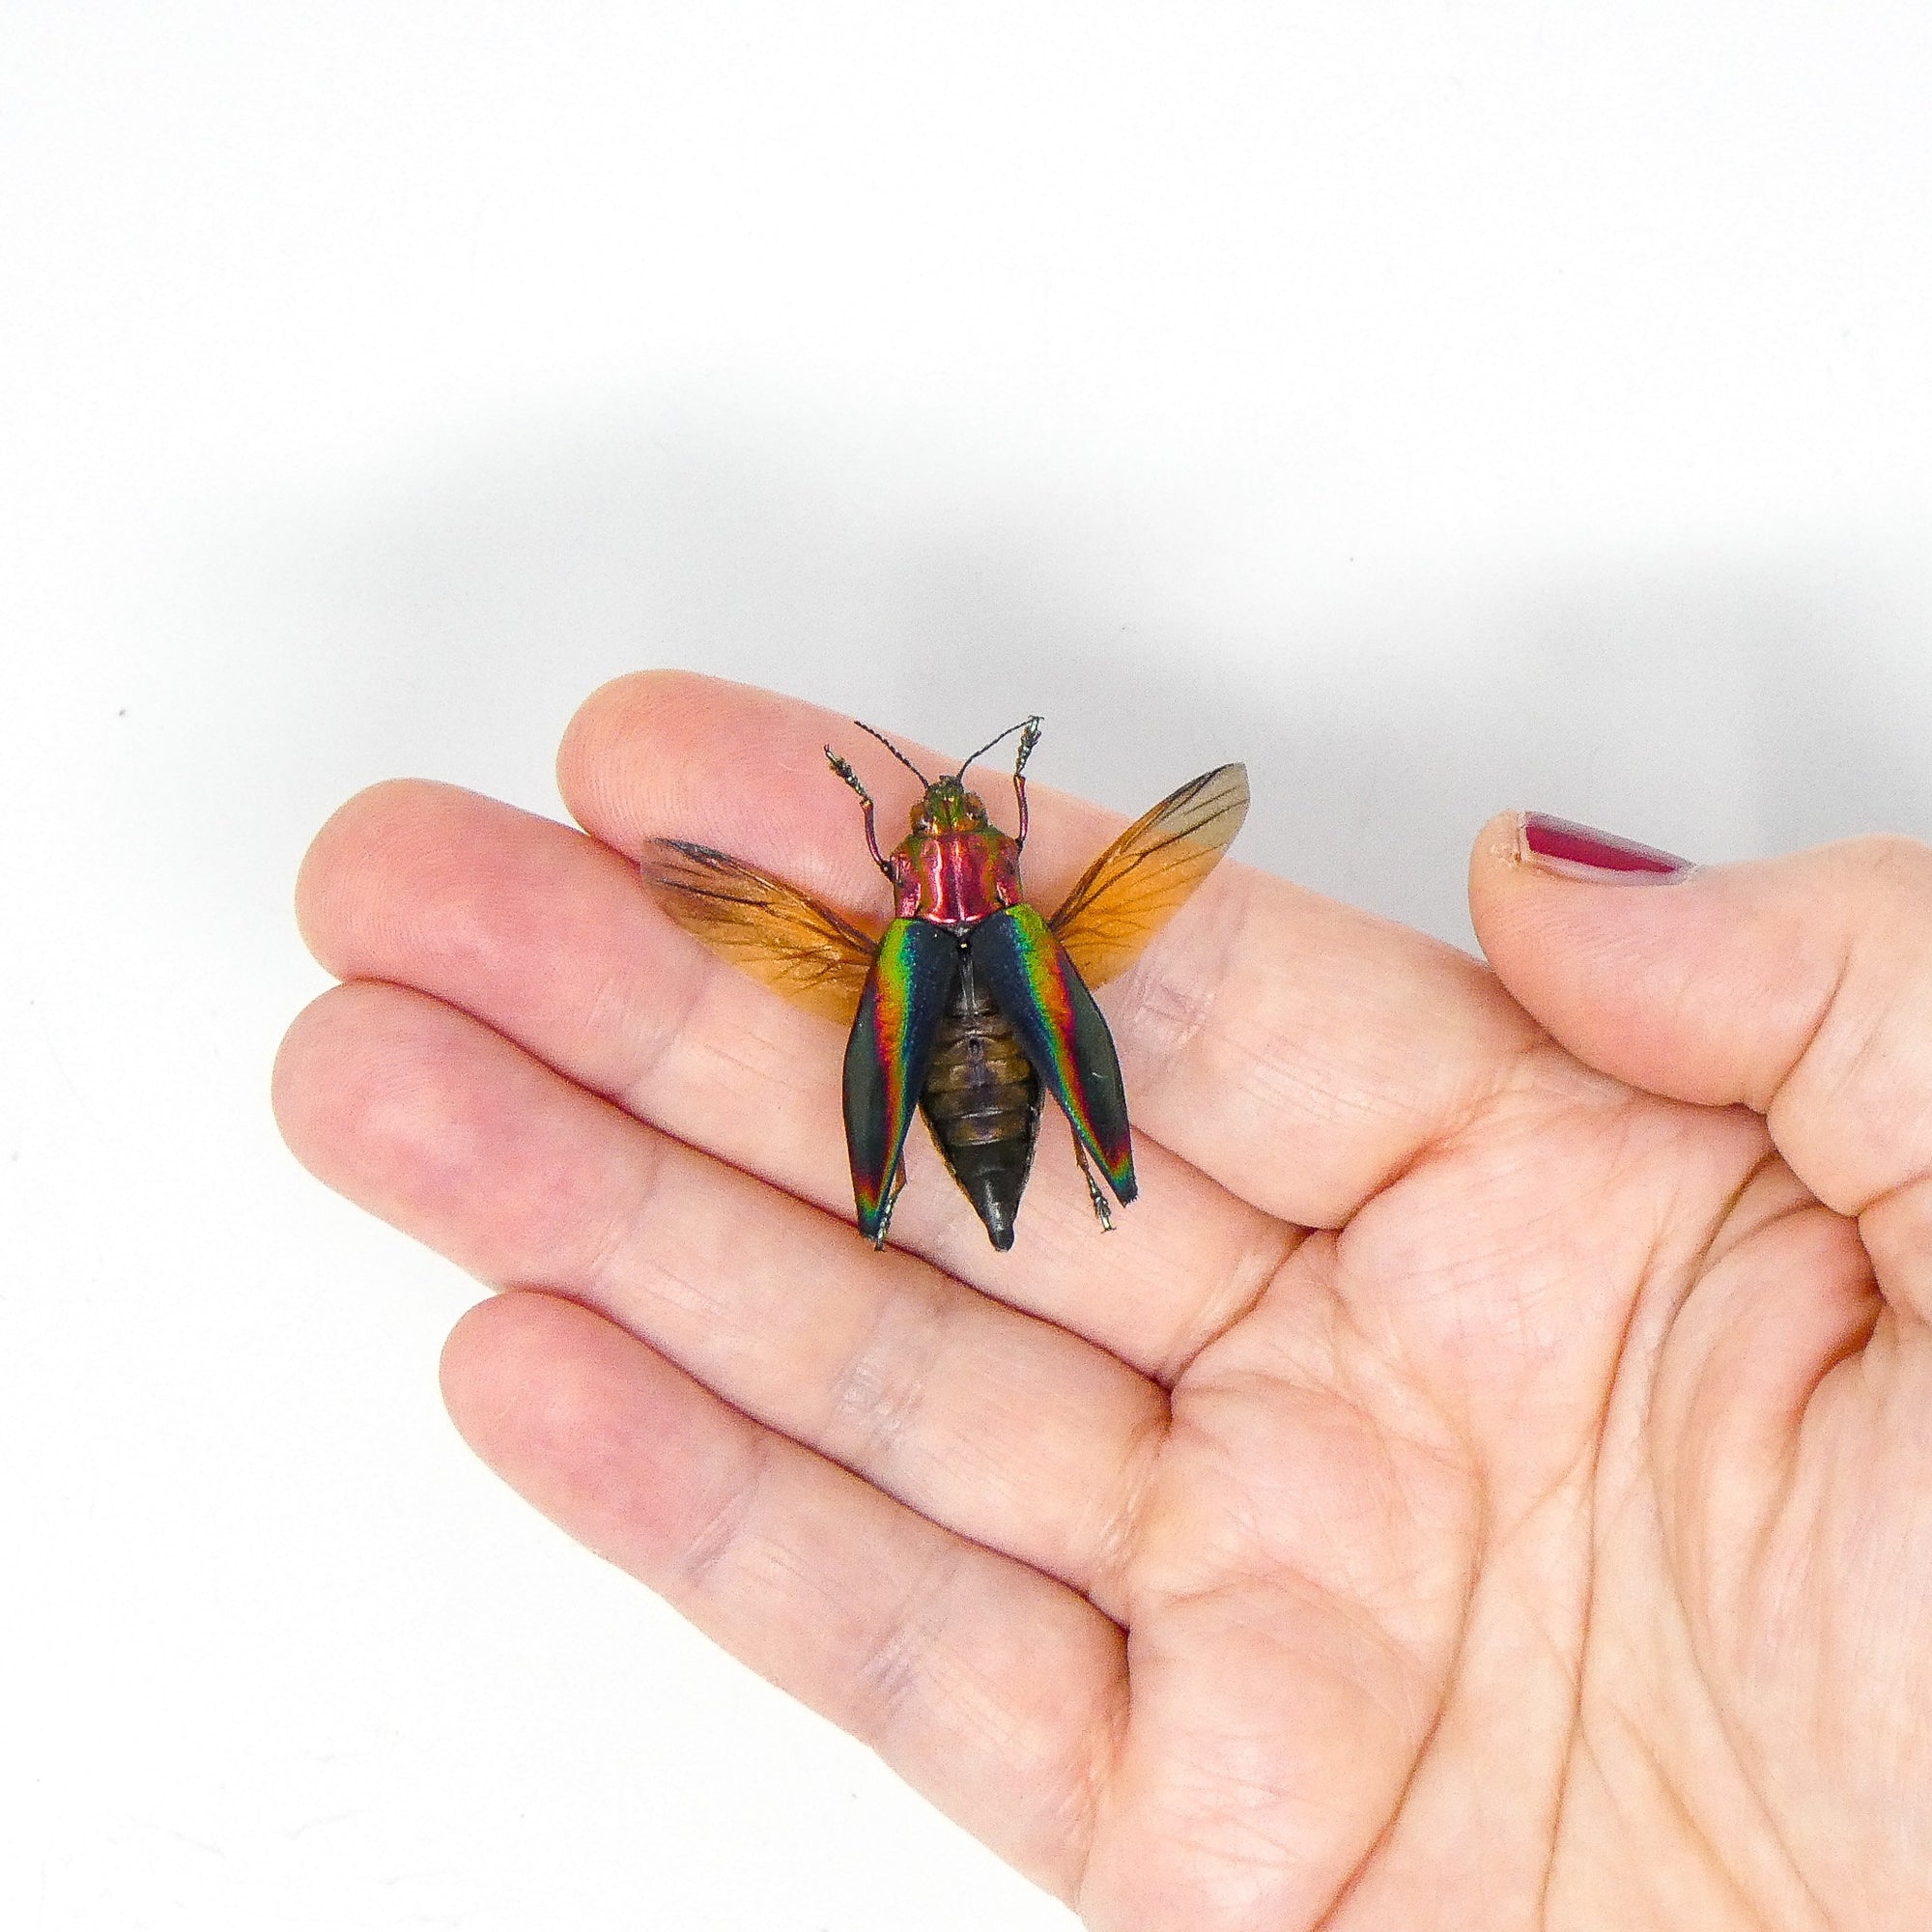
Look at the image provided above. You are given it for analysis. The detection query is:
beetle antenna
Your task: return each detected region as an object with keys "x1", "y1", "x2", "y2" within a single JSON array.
[
  {"x1": 852, "y1": 721, "x2": 932, "y2": 784},
  {"x1": 955, "y1": 715, "x2": 1042, "y2": 780}
]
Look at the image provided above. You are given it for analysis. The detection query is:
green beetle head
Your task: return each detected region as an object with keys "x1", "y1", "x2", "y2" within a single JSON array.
[{"x1": 911, "y1": 777, "x2": 989, "y2": 836}]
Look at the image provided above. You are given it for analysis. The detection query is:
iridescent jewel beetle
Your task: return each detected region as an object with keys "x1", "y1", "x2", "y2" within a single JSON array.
[{"x1": 641, "y1": 718, "x2": 1247, "y2": 1251}]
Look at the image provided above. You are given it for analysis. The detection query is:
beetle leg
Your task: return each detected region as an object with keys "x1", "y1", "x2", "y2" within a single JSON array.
[
  {"x1": 872, "y1": 1157, "x2": 908, "y2": 1250},
  {"x1": 1069, "y1": 1131, "x2": 1115, "y2": 1232},
  {"x1": 826, "y1": 747, "x2": 893, "y2": 876},
  {"x1": 1011, "y1": 715, "x2": 1042, "y2": 848}
]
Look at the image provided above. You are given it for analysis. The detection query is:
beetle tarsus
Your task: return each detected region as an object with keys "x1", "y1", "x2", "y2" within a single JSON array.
[
  {"x1": 870, "y1": 1157, "x2": 907, "y2": 1249},
  {"x1": 1070, "y1": 1133, "x2": 1115, "y2": 1231},
  {"x1": 826, "y1": 748, "x2": 868, "y2": 800}
]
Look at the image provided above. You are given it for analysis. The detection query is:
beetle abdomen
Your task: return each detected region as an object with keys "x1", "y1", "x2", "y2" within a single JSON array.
[{"x1": 920, "y1": 953, "x2": 1041, "y2": 1251}]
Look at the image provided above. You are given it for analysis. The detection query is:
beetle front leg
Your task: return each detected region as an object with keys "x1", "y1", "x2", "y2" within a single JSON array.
[
  {"x1": 826, "y1": 748, "x2": 892, "y2": 877},
  {"x1": 1011, "y1": 715, "x2": 1042, "y2": 849}
]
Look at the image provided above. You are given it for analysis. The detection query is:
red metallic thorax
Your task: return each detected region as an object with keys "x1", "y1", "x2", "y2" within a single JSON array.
[{"x1": 890, "y1": 825, "x2": 1021, "y2": 925}]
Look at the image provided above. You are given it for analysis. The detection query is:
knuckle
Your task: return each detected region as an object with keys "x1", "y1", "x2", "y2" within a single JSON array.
[{"x1": 1838, "y1": 833, "x2": 1932, "y2": 902}]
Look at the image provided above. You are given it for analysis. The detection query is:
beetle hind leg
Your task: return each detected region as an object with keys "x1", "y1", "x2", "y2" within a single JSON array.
[
  {"x1": 872, "y1": 1158, "x2": 908, "y2": 1250},
  {"x1": 1069, "y1": 1133, "x2": 1115, "y2": 1233}
]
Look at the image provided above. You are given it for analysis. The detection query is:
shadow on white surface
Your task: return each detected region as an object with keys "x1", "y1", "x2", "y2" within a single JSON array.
[{"x1": 230, "y1": 397, "x2": 1932, "y2": 943}]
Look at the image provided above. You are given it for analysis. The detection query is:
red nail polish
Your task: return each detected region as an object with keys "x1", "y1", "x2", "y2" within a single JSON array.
[{"x1": 1517, "y1": 812, "x2": 1692, "y2": 883}]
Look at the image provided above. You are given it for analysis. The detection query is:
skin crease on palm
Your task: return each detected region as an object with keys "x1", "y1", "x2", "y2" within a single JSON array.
[{"x1": 272, "y1": 670, "x2": 1932, "y2": 1932}]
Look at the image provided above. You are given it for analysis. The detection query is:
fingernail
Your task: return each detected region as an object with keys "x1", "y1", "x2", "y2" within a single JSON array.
[{"x1": 1517, "y1": 812, "x2": 1693, "y2": 884}]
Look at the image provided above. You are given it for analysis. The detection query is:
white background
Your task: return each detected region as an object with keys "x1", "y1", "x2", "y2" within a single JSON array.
[{"x1": 5, "y1": 5, "x2": 1931, "y2": 1927}]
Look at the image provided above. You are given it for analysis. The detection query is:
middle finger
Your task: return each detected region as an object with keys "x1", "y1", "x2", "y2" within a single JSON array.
[{"x1": 295, "y1": 778, "x2": 1298, "y2": 1378}]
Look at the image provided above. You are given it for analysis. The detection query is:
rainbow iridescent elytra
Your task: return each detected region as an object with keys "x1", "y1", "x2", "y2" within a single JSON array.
[{"x1": 640, "y1": 718, "x2": 1248, "y2": 1251}]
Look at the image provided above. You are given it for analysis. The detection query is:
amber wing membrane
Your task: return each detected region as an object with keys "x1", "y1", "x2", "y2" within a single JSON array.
[
  {"x1": 1048, "y1": 763, "x2": 1250, "y2": 988},
  {"x1": 639, "y1": 838, "x2": 880, "y2": 1025}
]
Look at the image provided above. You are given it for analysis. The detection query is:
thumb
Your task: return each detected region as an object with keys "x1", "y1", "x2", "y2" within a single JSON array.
[{"x1": 1468, "y1": 813, "x2": 1932, "y2": 1317}]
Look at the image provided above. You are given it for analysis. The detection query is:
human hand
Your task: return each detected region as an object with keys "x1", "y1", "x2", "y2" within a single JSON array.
[{"x1": 274, "y1": 673, "x2": 1932, "y2": 1930}]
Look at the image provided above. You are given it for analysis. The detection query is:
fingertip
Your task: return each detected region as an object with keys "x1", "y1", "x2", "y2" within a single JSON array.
[
  {"x1": 1469, "y1": 810, "x2": 1760, "y2": 1110},
  {"x1": 1471, "y1": 823, "x2": 1932, "y2": 1229},
  {"x1": 440, "y1": 1288, "x2": 639, "y2": 1463},
  {"x1": 1466, "y1": 810, "x2": 1528, "y2": 900},
  {"x1": 270, "y1": 987, "x2": 336, "y2": 1152},
  {"x1": 1467, "y1": 806, "x2": 1706, "y2": 988},
  {"x1": 556, "y1": 669, "x2": 807, "y2": 844},
  {"x1": 437, "y1": 1290, "x2": 647, "y2": 1543},
  {"x1": 271, "y1": 980, "x2": 401, "y2": 1169},
  {"x1": 1467, "y1": 810, "x2": 1561, "y2": 982},
  {"x1": 437, "y1": 1289, "x2": 729, "y2": 1577},
  {"x1": 438, "y1": 1289, "x2": 541, "y2": 1462},
  {"x1": 554, "y1": 668, "x2": 701, "y2": 804},
  {"x1": 554, "y1": 674, "x2": 924, "y2": 906},
  {"x1": 438, "y1": 1293, "x2": 496, "y2": 1413},
  {"x1": 1468, "y1": 808, "x2": 1696, "y2": 908},
  {"x1": 295, "y1": 777, "x2": 482, "y2": 969}
]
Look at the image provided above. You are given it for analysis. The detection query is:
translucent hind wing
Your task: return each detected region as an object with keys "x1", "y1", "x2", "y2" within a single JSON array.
[
  {"x1": 1047, "y1": 763, "x2": 1249, "y2": 988},
  {"x1": 640, "y1": 838, "x2": 880, "y2": 1026}
]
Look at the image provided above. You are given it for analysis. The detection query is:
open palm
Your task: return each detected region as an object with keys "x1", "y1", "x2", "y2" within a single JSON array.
[{"x1": 275, "y1": 674, "x2": 1932, "y2": 1930}]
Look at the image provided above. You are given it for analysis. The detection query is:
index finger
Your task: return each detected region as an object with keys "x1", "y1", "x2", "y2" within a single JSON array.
[{"x1": 560, "y1": 671, "x2": 1539, "y2": 1233}]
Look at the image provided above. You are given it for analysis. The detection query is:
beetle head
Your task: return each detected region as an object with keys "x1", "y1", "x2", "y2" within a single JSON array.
[{"x1": 912, "y1": 777, "x2": 989, "y2": 835}]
